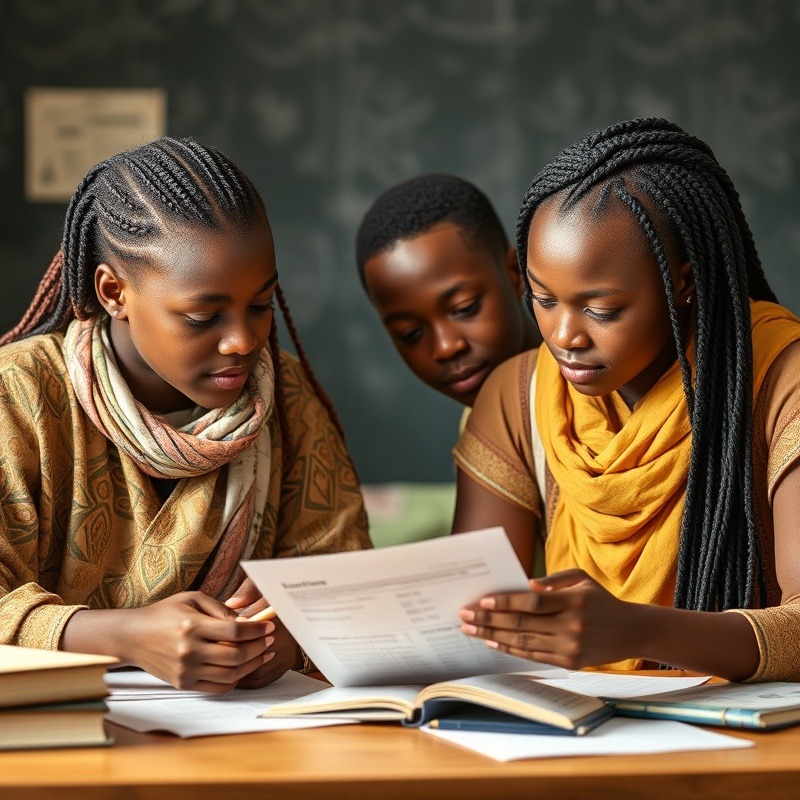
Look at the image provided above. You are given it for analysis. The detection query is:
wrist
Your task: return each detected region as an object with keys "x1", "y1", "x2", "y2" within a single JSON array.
[{"x1": 61, "y1": 607, "x2": 136, "y2": 663}]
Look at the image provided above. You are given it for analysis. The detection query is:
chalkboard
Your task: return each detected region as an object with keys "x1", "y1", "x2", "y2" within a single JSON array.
[{"x1": 1, "y1": 0, "x2": 799, "y2": 483}]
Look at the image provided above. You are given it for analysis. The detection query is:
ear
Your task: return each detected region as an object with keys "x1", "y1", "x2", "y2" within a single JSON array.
[
  {"x1": 95, "y1": 264, "x2": 129, "y2": 320},
  {"x1": 502, "y1": 246, "x2": 524, "y2": 297},
  {"x1": 674, "y1": 260, "x2": 695, "y2": 307}
]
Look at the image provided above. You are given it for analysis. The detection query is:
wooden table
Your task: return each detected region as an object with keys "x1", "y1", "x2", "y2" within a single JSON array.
[{"x1": 2, "y1": 713, "x2": 799, "y2": 800}]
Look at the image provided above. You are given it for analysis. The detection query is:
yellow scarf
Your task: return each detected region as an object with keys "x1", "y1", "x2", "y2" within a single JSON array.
[{"x1": 537, "y1": 301, "x2": 800, "y2": 613}]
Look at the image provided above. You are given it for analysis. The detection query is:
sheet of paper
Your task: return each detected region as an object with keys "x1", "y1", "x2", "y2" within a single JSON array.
[
  {"x1": 104, "y1": 669, "x2": 211, "y2": 700},
  {"x1": 422, "y1": 717, "x2": 753, "y2": 761},
  {"x1": 105, "y1": 670, "x2": 352, "y2": 737},
  {"x1": 242, "y1": 527, "x2": 557, "y2": 686},
  {"x1": 536, "y1": 671, "x2": 711, "y2": 699},
  {"x1": 623, "y1": 680, "x2": 800, "y2": 708}
]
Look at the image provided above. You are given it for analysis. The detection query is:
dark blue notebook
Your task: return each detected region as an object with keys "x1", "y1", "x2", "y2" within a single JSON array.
[{"x1": 425, "y1": 702, "x2": 615, "y2": 736}]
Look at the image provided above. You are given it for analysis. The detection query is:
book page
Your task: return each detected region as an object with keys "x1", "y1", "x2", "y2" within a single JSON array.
[
  {"x1": 264, "y1": 685, "x2": 426, "y2": 718},
  {"x1": 421, "y1": 718, "x2": 753, "y2": 761},
  {"x1": 419, "y1": 672, "x2": 603, "y2": 722},
  {"x1": 243, "y1": 528, "x2": 555, "y2": 686}
]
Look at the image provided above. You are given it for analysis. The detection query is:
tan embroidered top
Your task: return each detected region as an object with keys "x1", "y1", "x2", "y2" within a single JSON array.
[{"x1": 0, "y1": 333, "x2": 370, "y2": 649}]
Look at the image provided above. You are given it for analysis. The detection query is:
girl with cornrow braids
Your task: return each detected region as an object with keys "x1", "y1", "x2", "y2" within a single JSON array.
[
  {"x1": 454, "y1": 118, "x2": 800, "y2": 682},
  {"x1": 0, "y1": 137, "x2": 369, "y2": 691}
]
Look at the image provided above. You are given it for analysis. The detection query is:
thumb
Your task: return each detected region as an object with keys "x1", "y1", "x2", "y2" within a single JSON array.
[
  {"x1": 529, "y1": 568, "x2": 590, "y2": 592},
  {"x1": 191, "y1": 592, "x2": 241, "y2": 621},
  {"x1": 224, "y1": 577, "x2": 265, "y2": 613}
]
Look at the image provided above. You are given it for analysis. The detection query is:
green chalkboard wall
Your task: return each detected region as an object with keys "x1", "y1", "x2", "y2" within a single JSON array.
[{"x1": 1, "y1": 1, "x2": 799, "y2": 483}]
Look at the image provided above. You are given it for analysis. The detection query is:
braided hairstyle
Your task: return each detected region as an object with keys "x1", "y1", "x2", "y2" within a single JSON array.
[
  {"x1": 516, "y1": 118, "x2": 777, "y2": 612},
  {"x1": 355, "y1": 173, "x2": 509, "y2": 288},
  {"x1": 1, "y1": 136, "x2": 346, "y2": 464}
]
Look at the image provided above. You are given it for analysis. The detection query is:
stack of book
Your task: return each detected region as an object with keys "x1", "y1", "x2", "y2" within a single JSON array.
[{"x1": 0, "y1": 644, "x2": 118, "y2": 750}]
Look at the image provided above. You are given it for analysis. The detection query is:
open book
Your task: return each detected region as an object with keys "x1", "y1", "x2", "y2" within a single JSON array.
[{"x1": 264, "y1": 672, "x2": 615, "y2": 735}]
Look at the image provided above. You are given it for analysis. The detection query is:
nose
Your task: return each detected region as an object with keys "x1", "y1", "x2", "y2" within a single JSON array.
[
  {"x1": 431, "y1": 323, "x2": 468, "y2": 362},
  {"x1": 550, "y1": 309, "x2": 590, "y2": 351},
  {"x1": 218, "y1": 317, "x2": 259, "y2": 356}
]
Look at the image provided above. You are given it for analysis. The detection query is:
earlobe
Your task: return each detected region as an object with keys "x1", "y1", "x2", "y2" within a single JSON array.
[
  {"x1": 675, "y1": 260, "x2": 695, "y2": 306},
  {"x1": 504, "y1": 247, "x2": 524, "y2": 296},
  {"x1": 95, "y1": 264, "x2": 128, "y2": 321}
]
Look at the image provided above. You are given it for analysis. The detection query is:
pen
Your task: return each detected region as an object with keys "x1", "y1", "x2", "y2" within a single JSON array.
[{"x1": 240, "y1": 605, "x2": 277, "y2": 622}]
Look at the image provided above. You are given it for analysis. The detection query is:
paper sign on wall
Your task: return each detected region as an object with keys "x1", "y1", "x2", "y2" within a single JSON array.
[{"x1": 25, "y1": 87, "x2": 167, "y2": 202}]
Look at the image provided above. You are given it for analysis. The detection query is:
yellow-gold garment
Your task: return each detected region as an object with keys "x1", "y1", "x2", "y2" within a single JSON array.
[
  {"x1": 454, "y1": 301, "x2": 800, "y2": 676},
  {"x1": 538, "y1": 301, "x2": 800, "y2": 611}
]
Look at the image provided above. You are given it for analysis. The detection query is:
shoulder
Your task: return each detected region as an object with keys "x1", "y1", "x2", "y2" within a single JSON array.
[
  {"x1": 0, "y1": 334, "x2": 73, "y2": 411},
  {"x1": 272, "y1": 346, "x2": 340, "y2": 436},
  {"x1": 471, "y1": 348, "x2": 538, "y2": 427},
  {"x1": 0, "y1": 332, "x2": 68, "y2": 372},
  {"x1": 757, "y1": 338, "x2": 800, "y2": 499},
  {"x1": 453, "y1": 349, "x2": 540, "y2": 511},
  {"x1": 274, "y1": 347, "x2": 319, "y2": 407}
]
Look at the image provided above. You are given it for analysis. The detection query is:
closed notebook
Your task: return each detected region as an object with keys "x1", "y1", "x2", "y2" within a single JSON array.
[
  {"x1": 0, "y1": 699, "x2": 112, "y2": 751},
  {"x1": 0, "y1": 645, "x2": 117, "y2": 708},
  {"x1": 611, "y1": 681, "x2": 800, "y2": 730},
  {"x1": 264, "y1": 672, "x2": 614, "y2": 735}
]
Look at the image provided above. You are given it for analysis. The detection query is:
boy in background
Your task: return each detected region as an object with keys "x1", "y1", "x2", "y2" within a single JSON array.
[
  {"x1": 356, "y1": 173, "x2": 541, "y2": 418},
  {"x1": 356, "y1": 175, "x2": 543, "y2": 560}
]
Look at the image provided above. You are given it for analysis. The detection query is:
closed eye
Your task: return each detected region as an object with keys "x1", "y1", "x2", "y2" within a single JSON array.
[
  {"x1": 185, "y1": 314, "x2": 219, "y2": 328},
  {"x1": 250, "y1": 298, "x2": 275, "y2": 314},
  {"x1": 585, "y1": 307, "x2": 622, "y2": 322},
  {"x1": 395, "y1": 327, "x2": 423, "y2": 345},
  {"x1": 530, "y1": 294, "x2": 556, "y2": 309},
  {"x1": 452, "y1": 298, "x2": 481, "y2": 318}
]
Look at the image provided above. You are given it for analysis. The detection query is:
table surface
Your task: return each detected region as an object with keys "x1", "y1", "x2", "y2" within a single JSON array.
[{"x1": 2, "y1": 676, "x2": 800, "y2": 800}]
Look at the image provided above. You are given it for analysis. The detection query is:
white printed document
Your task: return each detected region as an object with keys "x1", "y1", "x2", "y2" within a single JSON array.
[
  {"x1": 242, "y1": 527, "x2": 557, "y2": 686},
  {"x1": 104, "y1": 670, "x2": 352, "y2": 737}
]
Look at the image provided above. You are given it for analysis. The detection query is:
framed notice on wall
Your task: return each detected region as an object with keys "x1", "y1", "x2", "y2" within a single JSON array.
[{"x1": 25, "y1": 88, "x2": 167, "y2": 202}]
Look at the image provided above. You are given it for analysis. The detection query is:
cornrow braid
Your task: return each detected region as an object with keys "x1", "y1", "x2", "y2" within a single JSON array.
[
  {"x1": 516, "y1": 117, "x2": 776, "y2": 612},
  {"x1": 5, "y1": 137, "x2": 267, "y2": 341},
  {"x1": 3, "y1": 137, "x2": 343, "y2": 481}
]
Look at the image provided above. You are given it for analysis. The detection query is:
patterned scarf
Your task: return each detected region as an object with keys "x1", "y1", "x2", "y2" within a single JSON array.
[{"x1": 64, "y1": 316, "x2": 274, "y2": 598}]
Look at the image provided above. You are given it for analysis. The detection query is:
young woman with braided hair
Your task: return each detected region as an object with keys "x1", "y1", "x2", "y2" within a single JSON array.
[
  {"x1": 0, "y1": 137, "x2": 369, "y2": 691},
  {"x1": 455, "y1": 118, "x2": 800, "y2": 681}
]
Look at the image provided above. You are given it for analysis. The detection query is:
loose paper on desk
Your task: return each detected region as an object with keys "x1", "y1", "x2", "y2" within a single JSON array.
[
  {"x1": 422, "y1": 718, "x2": 753, "y2": 761},
  {"x1": 105, "y1": 670, "x2": 354, "y2": 737},
  {"x1": 242, "y1": 527, "x2": 559, "y2": 687}
]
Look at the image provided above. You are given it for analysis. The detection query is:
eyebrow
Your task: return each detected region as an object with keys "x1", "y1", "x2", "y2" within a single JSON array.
[
  {"x1": 185, "y1": 273, "x2": 278, "y2": 304},
  {"x1": 382, "y1": 281, "x2": 472, "y2": 325},
  {"x1": 526, "y1": 271, "x2": 625, "y2": 300}
]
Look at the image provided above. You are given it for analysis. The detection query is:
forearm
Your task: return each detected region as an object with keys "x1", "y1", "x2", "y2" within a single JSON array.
[
  {"x1": 629, "y1": 603, "x2": 760, "y2": 681},
  {"x1": 60, "y1": 608, "x2": 137, "y2": 662}
]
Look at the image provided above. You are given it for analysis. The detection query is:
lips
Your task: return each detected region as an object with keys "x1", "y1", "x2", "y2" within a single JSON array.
[
  {"x1": 446, "y1": 364, "x2": 491, "y2": 396},
  {"x1": 208, "y1": 365, "x2": 250, "y2": 390},
  {"x1": 557, "y1": 360, "x2": 604, "y2": 385}
]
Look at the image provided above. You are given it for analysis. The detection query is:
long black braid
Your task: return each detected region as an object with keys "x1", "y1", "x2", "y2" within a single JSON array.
[
  {"x1": 1, "y1": 136, "x2": 347, "y2": 468},
  {"x1": 516, "y1": 118, "x2": 777, "y2": 612}
]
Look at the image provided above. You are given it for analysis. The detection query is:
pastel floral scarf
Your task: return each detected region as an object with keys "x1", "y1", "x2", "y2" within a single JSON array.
[{"x1": 64, "y1": 316, "x2": 274, "y2": 597}]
